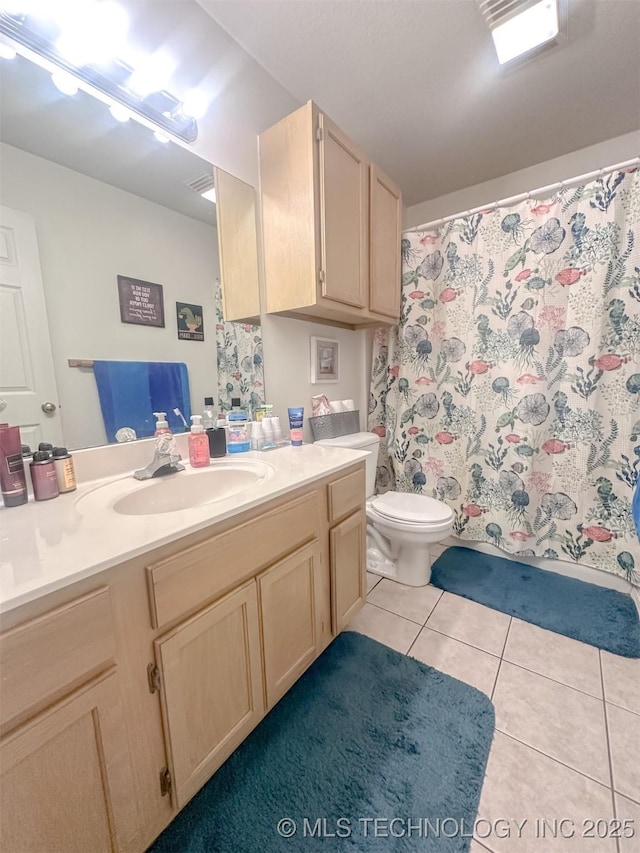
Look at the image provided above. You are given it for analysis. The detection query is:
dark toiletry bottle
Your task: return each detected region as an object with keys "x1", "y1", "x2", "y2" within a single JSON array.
[
  {"x1": 52, "y1": 447, "x2": 77, "y2": 493},
  {"x1": 30, "y1": 452, "x2": 60, "y2": 501},
  {"x1": 0, "y1": 425, "x2": 28, "y2": 507}
]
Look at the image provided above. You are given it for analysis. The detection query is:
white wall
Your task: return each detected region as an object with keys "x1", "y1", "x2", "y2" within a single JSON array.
[
  {"x1": 405, "y1": 130, "x2": 640, "y2": 228},
  {"x1": 1, "y1": 143, "x2": 220, "y2": 450}
]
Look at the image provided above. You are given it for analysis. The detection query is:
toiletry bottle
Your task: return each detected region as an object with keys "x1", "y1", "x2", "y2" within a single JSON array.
[
  {"x1": 208, "y1": 415, "x2": 227, "y2": 458},
  {"x1": 38, "y1": 441, "x2": 54, "y2": 454},
  {"x1": 226, "y1": 398, "x2": 250, "y2": 453},
  {"x1": 52, "y1": 446, "x2": 77, "y2": 493},
  {"x1": 0, "y1": 425, "x2": 28, "y2": 507},
  {"x1": 203, "y1": 397, "x2": 216, "y2": 430},
  {"x1": 189, "y1": 415, "x2": 210, "y2": 468},
  {"x1": 153, "y1": 413, "x2": 171, "y2": 436},
  {"x1": 288, "y1": 407, "x2": 304, "y2": 446},
  {"x1": 30, "y1": 451, "x2": 60, "y2": 501},
  {"x1": 152, "y1": 412, "x2": 178, "y2": 457}
]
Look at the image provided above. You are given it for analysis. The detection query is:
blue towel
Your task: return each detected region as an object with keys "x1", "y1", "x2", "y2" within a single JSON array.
[{"x1": 93, "y1": 361, "x2": 191, "y2": 442}]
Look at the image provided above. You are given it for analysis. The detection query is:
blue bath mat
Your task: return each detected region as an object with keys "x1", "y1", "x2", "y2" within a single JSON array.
[
  {"x1": 431, "y1": 546, "x2": 640, "y2": 658},
  {"x1": 148, "y1": 631, "x2": 495, "y2": 852}
]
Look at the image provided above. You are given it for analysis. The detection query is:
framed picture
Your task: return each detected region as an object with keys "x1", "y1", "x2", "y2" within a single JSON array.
[
  {"x1": 117, "y1": 275, "x2": 165, "y2": 327},
  {"x1": 310, "y1": 336, "x2": 339, "y2": 383},
  {"x1": 176, "y1": 301, "x2": 204, "y2": 341}
]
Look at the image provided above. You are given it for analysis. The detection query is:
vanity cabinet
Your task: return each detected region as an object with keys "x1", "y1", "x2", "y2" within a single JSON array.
[
  {"x1": 0, "y1": 461, "x2": 365, "y2": 852},
  {"x1": 153, "y1": 580, "x2": 264, "y2": 809},
  {"x1": 259, "y1": 100, "x2": 402, "y2": 328}
]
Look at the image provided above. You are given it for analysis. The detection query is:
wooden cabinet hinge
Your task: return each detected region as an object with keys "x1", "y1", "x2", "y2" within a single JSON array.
[
  {"x1": 318, "y1": 269, "x2": 325, "y2": 285},
  {"x1": 159, "y1": 766, "x2": 172, "y2": 797},
  {"x1": 316, "y1": 124, "x2": 323, "y2": 142},
  {"x1": 147, "y1": 662, "x2": 161, "y2": 694}
]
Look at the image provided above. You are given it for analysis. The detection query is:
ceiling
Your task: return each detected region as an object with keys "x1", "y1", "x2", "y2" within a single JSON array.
[{"x1": 199, "y1": 0, "x2": 640, "y2": 206}]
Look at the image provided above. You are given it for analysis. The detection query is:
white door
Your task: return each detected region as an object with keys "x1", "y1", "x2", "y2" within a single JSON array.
[{"x1": 0, "y1": 206, "x2": 63, "y2": 449}]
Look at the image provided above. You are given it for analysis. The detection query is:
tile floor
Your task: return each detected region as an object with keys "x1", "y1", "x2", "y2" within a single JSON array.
[{"x1": 350, "y1": 544, "x2": 640, "y2": 853}]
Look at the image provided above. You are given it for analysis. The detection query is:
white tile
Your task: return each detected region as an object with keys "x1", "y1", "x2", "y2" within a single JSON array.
[
  {"x1": 615, "y1": 793, "x2": 640, "y2": 853},
  {"x1": 410, "y1": 626, "x2": 500, "y2": 697},
  {"x1": 493, "y1": 662, "x2": 610, "y2": 784},
  {"x1": 426, "y1": 591, "x2": 511, "y2": 656},
  {"x1": 607, "y1": 702, "x2": 640, "y2": 802},
  {"x1": 367, "y1": 578, "x2": 442, "y2": 624},
  {"x1": 601, "y1": 651, "x2": 640, "y2": 715},
  {"x1": 504, "y1": 619, "x2": 602, "y2": 699},
  {"x1": 347, "y1": 603, "x2": 421, "y2": 654},
  {"x1": 477, "y1": 732, "x2": 615, "y2": 852},
  {"x1": 366, "y1": 571, "x2": 382, "y2": 593}
]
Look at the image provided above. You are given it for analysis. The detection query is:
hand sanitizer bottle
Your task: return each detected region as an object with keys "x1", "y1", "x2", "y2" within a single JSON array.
[{"x1": 189, "y1": 415, "x2": 210, "y2": 467}]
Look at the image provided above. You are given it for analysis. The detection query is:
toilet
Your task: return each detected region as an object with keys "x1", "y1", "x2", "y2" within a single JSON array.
[{"x1": 316, "y1": 432, "x2": 454, "y2": 586}]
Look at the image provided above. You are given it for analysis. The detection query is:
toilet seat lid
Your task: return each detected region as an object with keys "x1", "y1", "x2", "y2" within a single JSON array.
[{"x1": 371, "y1": 492, "x2": 453, "y2": 524}]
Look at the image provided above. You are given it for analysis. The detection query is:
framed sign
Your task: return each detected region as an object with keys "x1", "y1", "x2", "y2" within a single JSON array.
[
  {"x1": 117, "y1": 275, "x2": 165, "y2": 327},
  {"x1": 310, "y1": 336, "x2": 339, "y2": 383},
  {"x1": 176, "y1": 302, "x2": 204, "y2": 341}
]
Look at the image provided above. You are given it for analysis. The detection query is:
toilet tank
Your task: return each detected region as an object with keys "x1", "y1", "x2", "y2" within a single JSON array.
[{"x1": 315, "y1": 431, "x2": 381, "y2": 498}]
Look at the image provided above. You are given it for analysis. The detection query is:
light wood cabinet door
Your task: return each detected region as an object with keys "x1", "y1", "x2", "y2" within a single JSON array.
[
  {"x1": 330, "y1": 510, "x2": 366, "y2": 632},
  {"x1": 318, "y1": 113, "x2": 369, "y2": 310},
  {"x1": 0, "y1": 669, "x2": 138, "y2": 853},
  {"x1": 154, "y1": 580, "x2": 264, "y2": 809},
  {"x1": 259, "y1": 540, "x2": 322, "y2": 708},
  {"x1": 214, "y1": 167, "x2": 261, "y2": 324},
  {"x1": 369, "y1": 163, "x2": 402, "y2": 320}
]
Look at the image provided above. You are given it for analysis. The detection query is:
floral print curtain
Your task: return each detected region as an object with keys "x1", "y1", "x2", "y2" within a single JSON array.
[
  {"x1": 215, "y1": 277, "x2": 265, "y2": 414},
  {"x1": 369, "y1": 169, "x2": 640, "y2": 587}
]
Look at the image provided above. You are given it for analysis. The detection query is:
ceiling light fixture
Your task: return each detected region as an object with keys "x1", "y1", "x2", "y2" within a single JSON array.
[
  {"x1": 477, "y1": 0, "x2": 563, "y2": 65},
  {"x1": 0, "y1": 4, "x2": 199, "y2": 142}
]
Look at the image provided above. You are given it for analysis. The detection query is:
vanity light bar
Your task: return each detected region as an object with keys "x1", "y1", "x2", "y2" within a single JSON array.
[{"x1": 0, "y1": 10, "x2": 198, "y2": 143}]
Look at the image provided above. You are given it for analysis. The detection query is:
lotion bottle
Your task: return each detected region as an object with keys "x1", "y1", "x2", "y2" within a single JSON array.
[{"x1": 188, "y1": 415, "x2": 210, "y2": 467}]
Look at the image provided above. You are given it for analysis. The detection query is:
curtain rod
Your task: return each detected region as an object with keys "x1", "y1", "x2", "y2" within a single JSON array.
[{"x1": 407, "y1": 155, "x2": 640, "y2": 234}]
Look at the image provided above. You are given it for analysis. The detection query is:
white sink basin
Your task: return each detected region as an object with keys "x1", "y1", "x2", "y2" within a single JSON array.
[{"x1": 77, "y1": 460, "x2": 274, "y2": 516}]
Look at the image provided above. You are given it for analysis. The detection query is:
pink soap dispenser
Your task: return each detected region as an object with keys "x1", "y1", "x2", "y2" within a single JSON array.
[{"x1": 188, "y1": 415, "x2": 210, "y2": 468}]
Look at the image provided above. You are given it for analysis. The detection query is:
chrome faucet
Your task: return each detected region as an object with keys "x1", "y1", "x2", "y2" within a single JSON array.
[{"x1": 133, "y1": 433, "x2": 185, "y2": 480}]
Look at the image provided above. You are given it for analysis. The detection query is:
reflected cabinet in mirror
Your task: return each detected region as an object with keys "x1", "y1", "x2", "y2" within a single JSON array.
[{"x1": 0, "y1": 54, "x2": 263, "y2": 452}]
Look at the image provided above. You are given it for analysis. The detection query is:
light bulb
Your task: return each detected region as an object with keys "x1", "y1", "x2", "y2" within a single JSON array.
[
  {"x1": 51, "y1": 70, "x2": 78, "y2": 95},
  {"x1": 154, "y1": 131, "x2": 170, "y2": 144},
  {"x1": 0, "y1": 43, "x2": 17, "y2": 60},
  {"x1": 56, "y1": 1, "x2": 128, "y2": 67},
  {"x1": 182, "y1": 89, "x2": 208, "y2": 120},
  {"x1": 109, "y1": 103, "x2": 130, "y2": 122},
  {"x1": 129, "y1": 52, "x2": 175, "y2": 97}
]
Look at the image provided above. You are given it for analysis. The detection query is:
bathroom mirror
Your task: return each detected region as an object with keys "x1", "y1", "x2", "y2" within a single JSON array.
[{"x1": 0, "y1": 54, "x2": 264, "y2": 452}]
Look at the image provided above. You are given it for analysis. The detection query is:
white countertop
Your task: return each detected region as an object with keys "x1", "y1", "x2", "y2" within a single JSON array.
[{"x1": 0, "y1": 443, "x2": 368, "y2": 615}]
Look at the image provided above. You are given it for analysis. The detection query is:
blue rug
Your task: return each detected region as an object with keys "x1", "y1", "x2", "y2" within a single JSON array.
[
  {"x1": 148, "y1": 631, "x2": 495, "y2": 852},
  {"x1": 431, "y1": 546, "x2": 640, "y2": 658}
]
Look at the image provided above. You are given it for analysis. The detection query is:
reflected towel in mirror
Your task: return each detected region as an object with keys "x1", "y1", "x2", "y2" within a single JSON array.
[{"x1": 93, "y1": 361, "x2": 191, "y2": 443}]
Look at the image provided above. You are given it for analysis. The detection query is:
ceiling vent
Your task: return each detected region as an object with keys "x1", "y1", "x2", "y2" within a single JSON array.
[
  {"x1": 477, "y1": 0, "x2": 565, "y2": 65},
  {"x1": 185, "y1": 170, "x2": 215, "y2": 195},
  {"x1": 185, "y1": 170, "x2": 216, "y2": 204}
]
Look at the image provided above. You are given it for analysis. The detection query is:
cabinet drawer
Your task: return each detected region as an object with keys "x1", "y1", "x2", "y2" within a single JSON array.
[
  {"x1": 0, "y1": 587, "x2": 116, "y2": 733},
  {"x1": 327, "y1": 466, "x2": 365, "y2": 524},
  {"x1": 147, "y1": 491, "x2": 321, "y2": 629}
]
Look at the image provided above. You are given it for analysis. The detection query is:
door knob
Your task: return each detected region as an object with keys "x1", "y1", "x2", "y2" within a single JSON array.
[{"x1": 41, "y1": 402, "x2": 57, "y2": 414}]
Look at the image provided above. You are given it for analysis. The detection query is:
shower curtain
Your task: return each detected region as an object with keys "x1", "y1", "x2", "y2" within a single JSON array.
[
  {"x1": 215, "y1": 278, "x2": 265, "y2": 413},
  {"x1": 370, "y1": 168, "x2": 640, "y2": 587}
]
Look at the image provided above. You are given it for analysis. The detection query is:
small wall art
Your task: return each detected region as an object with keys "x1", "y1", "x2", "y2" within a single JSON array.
[
  {"x1": 176, "y1": 302, "x2": 204, "y2": 341},
  {"x1": 117, "y1": 275, "x2": 165, "y2": 327},
  {"x1": 310, "y1": 336, "x2": 339, "y2": 383}
]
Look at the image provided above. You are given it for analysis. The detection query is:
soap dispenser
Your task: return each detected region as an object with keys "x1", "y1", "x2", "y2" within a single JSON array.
[
  {"x1": 153, "y1": 412, "x2": 171, "y2": 436},
  {"x1": 188, "y1": 415, "x2": 210, "y2": 468}
]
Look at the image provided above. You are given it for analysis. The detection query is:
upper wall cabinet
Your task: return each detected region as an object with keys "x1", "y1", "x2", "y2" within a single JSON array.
[
  {"x1": 259, "y1": 101, "x2": 402, "y2": 328},
  {"x1": 214, "y1": 167, "x2": 261, "y2": 324}
]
